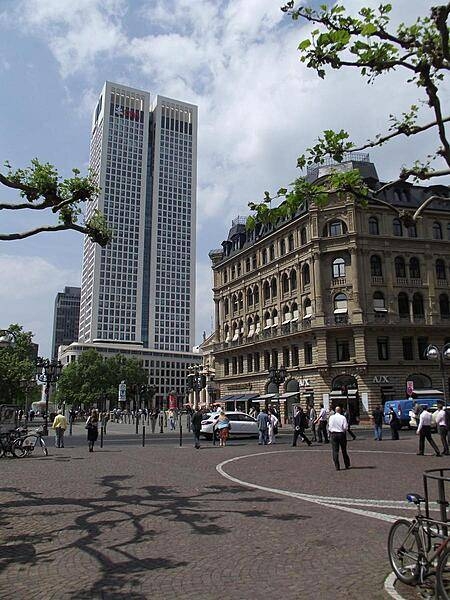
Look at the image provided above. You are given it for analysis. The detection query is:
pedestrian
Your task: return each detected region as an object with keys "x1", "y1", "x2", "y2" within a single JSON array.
[
  {"x1": 52, "y1": 409, "x2": 68, "y2": 448},
  {"x1": 267, "y1": 409, "x2": 279, "y2": 445},
  {"x1": 388, "y1": 407, "x2": 400, "y2": 440},
  {"x1": 371, "y1": 404, "x2": 384, "y2": 441},
  {"x1": 309, "y1": 404, "x2": 317, "y2": 442},
  {"x1": 216, "y1": 410, "x2": 231, "y2": 447},
  {"x1": 191, "y1": 406, "x2": 204, "y2": 449},
  {"x1": 85, "y1": 409, "x2": 99, "y2": 452},
  {"x1": 434, "y1": 402, "x2": 449, "y2": 455},
  {"x1": 328, "y1": 406, "x2": 351, "y2": 471},
  {"x1": 315, "y1": 403, "x2": 329, "y2": 444},
  {"x1": 292, "y1": 407, "x2": 312, "y2": 447},
  {"x1": 416, "y1": 406, "x2": 441, "y2": 456},
  {"x1": 344, "y1": 407, "x2": 356, "y2": 441},
  {"x1": 29, "y1": 409, "x2": 35, "y2": 422},
  {"x1": 150, "y1": 410, "x2": 157, "y2": 433},
  {"x1": 257, "y1": 407, "x2": 270, "y2": 445},
  {"x1": 169, "y1": 409, "x2": 176, "y2": 431}
]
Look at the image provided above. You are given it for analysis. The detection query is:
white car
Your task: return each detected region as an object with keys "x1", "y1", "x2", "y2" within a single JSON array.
[{"x1": 200, "y1": 411, "x2": 259, "y2": 439}]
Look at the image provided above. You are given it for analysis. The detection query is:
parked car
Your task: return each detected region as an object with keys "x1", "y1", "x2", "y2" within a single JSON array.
[
  {"x1": 200, "y1": 411, "x2": 259, "y2": 439},
  {"x1": 383, "y1": 398, "x2": 441, "y2": 428}
]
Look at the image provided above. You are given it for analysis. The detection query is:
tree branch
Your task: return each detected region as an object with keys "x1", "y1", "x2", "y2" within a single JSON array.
[
  {"x1": 0, "y1": 222, "x2": 89, "y2": 242},
  {"x1": 0, "y1": 199, "x2": 51, "y2": 210},
  {"x1": 413, "y1": 194, "x2": 450, "y2": 220}
]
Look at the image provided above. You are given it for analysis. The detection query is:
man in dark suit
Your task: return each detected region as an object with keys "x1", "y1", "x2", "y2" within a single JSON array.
[{"x1": 292, "y1": 407, "x2": 312, "y2": 447}]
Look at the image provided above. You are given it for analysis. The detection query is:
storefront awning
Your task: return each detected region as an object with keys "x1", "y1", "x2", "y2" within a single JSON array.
[
  {"x1": 412, "y1": 389, "x2": 444, "y2": 397},
  {"x1": 278, "y1": 392, "x2": 301, "y2": 399},
  {"x1": 254, "y1": 393, "x2": 277, "y2": 401}
]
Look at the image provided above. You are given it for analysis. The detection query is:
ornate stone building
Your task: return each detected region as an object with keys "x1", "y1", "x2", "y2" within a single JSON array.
[{"x1": 209, "y1": 157, "x2": 450, "y2": 419}]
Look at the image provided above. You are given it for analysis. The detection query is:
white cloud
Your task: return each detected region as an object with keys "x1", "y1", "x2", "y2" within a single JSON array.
[{"x1": 0, "y1": 255, "x2": 80, "y2": 355}]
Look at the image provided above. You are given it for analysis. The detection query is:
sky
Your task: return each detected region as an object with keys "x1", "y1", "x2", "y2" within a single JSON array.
[{"x1": 0, "y1": 0, "x2": 446, "y2": 357}]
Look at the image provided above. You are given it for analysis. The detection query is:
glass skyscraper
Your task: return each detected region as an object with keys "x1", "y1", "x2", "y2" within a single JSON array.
[{"x1": 79, "y1": 81, "x2": 197, "y2": 353}]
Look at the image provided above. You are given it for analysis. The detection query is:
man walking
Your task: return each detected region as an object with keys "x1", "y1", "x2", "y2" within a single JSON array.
[
  {"x1": 52, "y1": 410, "x2": 68, "y2": 448},
  {"x1": 435, "y1": 402, "x2": 449, "y2": 455},
  {"x1": 371, "y1": 405, "x2": 384, "y2": 441},
  {"x1": 292, "y1": 407, "x2": 312, "y2": 447},
  {"x1": 417, "y1": 406, "x2": 441, "y2": 456},
  {"x1": 344, "y1": 407, "x2": 356, "y2": 440},
  {"x1": 257, "y1": 407, "x2": 270, "y2": 445},
  {"x1": 309, "y1": 404, "x2": 317, "y2": 442},
  {"x1": 328, "y1": 406, "x2": 351, "y2": 471},
  {"x1": 315, "y1": 403, "x2": 329, "y2": 443},
  {"x1": 191, "y1": 406, "x2": 204, "y2": 449}
]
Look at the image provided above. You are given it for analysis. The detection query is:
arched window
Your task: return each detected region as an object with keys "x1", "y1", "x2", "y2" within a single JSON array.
[
  {"x1": 302, "y1": 263, "x2": 311, "y2": 286},
  {"x1": 232, "y1": 294, "x2": 238, "y2": 313},
  {"x1": 288, "y1": 233, "x2": 295, "y2": 251},
  {"x1": 290, "y1": 269, "x2": 297, "y2": 290},
  {"x1": 254, "y1": 285, "x2": 260, "y2": 304},
  {"x1": 398, "y1": 292, "x2": 409, "y2": 317},
  {"x1": 264, "y1": 311, "x2": 272, "y2": 329},
  {"x1": 407, "y1": 223, "x2": 417, "y2": 238},
  {"x1": 440, "y1": 294, "x2": 450, "y2": 318},
  {"x1": 393, "y1": 218, "x2": 403, "y2": 237},
  {"x1": 238, "y1": 291, "x2": 244, "y2": 310},
  {"x1": 291, "y1": 302, "x2": 299, "y2": 321},
  {"x1": 272, "y1": 309, "x2": 279, "y2": 327},
  {"x1": 263, "y1": 281, "x2": 270, "y2": 301},
  {"x1": 245, "y1": 257, "x2": 251, "y2": 272},
  {"x1": 223, "y1": 269, "x2": 228, "y2": 283},
  {"x1": 329, "y1": 221, "x2": 343, "y2": 236},
  {"x1": 262, "y1": 248, "x2": 267, "y2": 265},
  {"x1": 433, "y1": 222, "x2": 443, "y2": 240},
  {"x1": 373, "y1": 291, "x2": 387, "y2": 312},
  {"x1": 247, "y1": 287, "x2": 254, "y2": 306},
  {"x1": 300, "y1": 227, "x2": 307, "y2": 245},
  {"x1": 282, "y1": 273, "x2": 289, "y2": 294},
  {"x1": 224, "y1": 324, "x2": 230, "y2": 343},
  {"x1": 247, "y1": 317, "x2": 255, "y2": 338},
  {"x1": 395, "y1": 256, "x2": 406, "y2": 278},
  {"x1": 254, "y1": 315, "x2": 261, "y2": 333},
  {"x1": 409, "y1": 257, "x2": 421, "y2": 279},
  {"x1": 332, "y1": 257, "x2": 345, "y2": 278},
  {"x1": 334, "y1": 293, "x2": 348, "y2": 314},
  {"x1": 282, "y1": 305, "x2": 291, "y2": 323},
  {"x1": 303, "y1": 298, "x2": 312, "y2": 318},
  {"x1": 370, "y1": 255, "x2": 382, "y2": 277},
  {"x1": 368, "y1": 217, "x2": 379, "y2": 235},
  {"x1": 224, "y1": 298, "x2": 229, "y2": 316},
  {"x1": 412, "y1": 292, "x2": 424, "y2": 317},
  {"x1": 280, "y1": 239, "x2": 286, "y2": 256},
  {"x1": 271, "y1": 277, "x2": 277, "y2": 297},
  {"x1": 436, "y1": 259, "x2": 446, "y2": 280},
  {"x1": 269, "y1": 244, "x2": 275, "y2": 261}
]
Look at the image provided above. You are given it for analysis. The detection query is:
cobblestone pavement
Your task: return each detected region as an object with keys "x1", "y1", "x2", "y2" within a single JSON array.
[{"x1": 0, "y1": 426, "x2": 448, "y2": 600}]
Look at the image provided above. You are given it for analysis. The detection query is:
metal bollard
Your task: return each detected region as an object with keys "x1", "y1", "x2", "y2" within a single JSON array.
[
  {"x1": 179, "y1": 423, "x2": 183, "y2": 447},
  {"x1": 135, "y1": 417, "x2": 139, "y2": 435},
  {"x1": 100, "y1": 425, "x2": 104, "y2": 448},
  {"x1": 69, "y1": 420, "x2": 73, "y2": 436},
  {"x1": 213, "y1": 425, "x2": 216, "y2": 446},
  {"x1": 160, "y1": 416, "x2": 164, "y2": 433},
  {"x1": 142, "y1": 425, "x2": 146, "y2": 447}
]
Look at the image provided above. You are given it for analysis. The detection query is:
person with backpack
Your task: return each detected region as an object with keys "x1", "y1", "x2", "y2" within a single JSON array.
[
  {"x1": 388, "y1": 407, "x2": 400, "y2": 440},
  {"x1": 292, "y1": 406, "x2": 312, "y2": 447}
]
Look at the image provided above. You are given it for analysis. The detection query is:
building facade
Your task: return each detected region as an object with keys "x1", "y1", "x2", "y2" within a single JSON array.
[
  {"x1": 209, "y1": 157, "x2": 450, "y2": 419},
  {"x1": 66, "y1": 82, "x2": 199, "y2": 405},
  {"x1": 51, "y1": 286, "x2": 81, "y2": 359}
]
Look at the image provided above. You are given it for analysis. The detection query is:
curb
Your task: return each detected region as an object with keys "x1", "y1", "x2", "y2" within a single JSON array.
[{"x1": 384, "y1": 573, "x2": 407, "y2": 600}]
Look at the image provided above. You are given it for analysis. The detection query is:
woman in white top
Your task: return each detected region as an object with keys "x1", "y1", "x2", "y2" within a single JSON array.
[{"x1": 267, "y1": 409, "x2": 279, "y2": 444}]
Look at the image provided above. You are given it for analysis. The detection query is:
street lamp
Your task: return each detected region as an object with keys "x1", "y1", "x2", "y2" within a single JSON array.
[
  {"x1": 268, "y1": 364, "x2": 287, "y2": 421},
  {"x1": 35, "y1": 357, "x2": 63, "y2": 435},
  {"x1": 425, "y1": 344, "x2": 450, "y2": 408},
  {"x1": 186, "y1": 365, "x2": 206, "y2": 410}
]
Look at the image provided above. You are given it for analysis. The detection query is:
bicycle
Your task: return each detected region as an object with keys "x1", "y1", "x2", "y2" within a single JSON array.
[
  {"x1": 14, "y1": 427, "x2": 48, "y2": 457},
  {"x1": 388, "y1": 468, "x2": 450, "y2": 599},
  {"x1": 0, "y1": 427, "x2": 29, "y2": 458}
]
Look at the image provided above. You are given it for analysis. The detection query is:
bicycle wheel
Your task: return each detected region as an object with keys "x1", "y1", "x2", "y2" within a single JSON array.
[
  {"x1": 18, "y1": 435, "x2": 38, "y2": 456},
  {"x1": 436, "y1": 543, "x2": 450, "y2": 599},
  {"x1": 388, "y1": 518, "x2": 421, "y2": 584},
  {"x1": 11, "y1": 439, "x2": 28, "y2": 458}
]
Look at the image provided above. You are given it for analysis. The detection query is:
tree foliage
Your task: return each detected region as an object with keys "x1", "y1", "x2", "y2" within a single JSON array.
[
  {"x1": 248, "y1": 2, "x2": 450, "y2": 228},
  {"x1": 0, "y1": 324, "x2": 38, "y2": 406},
  {"x1": 0, "y1": 159, "x2": 112, "y2": 245},
  {"x1": 54, "y1": 349, "x2": 148, "y2": 407}
]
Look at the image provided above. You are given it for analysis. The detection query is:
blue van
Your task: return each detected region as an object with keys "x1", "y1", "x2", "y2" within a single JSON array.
[{"x1": 383, "y1": 398, "x2": 440, "y2": 428}]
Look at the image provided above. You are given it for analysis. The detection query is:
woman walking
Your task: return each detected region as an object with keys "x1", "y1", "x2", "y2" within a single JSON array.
[
  {"x1": 267, "y1": 409, "x2": 279, "y2": 444},
  {"x1": 86, "y1": 409, "x2": 99, "y2": 452},
  {"x1": 216, "y1": 411, "x2": 231, "y2": 447}
]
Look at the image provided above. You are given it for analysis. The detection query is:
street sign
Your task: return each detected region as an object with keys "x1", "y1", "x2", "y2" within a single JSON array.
[
  {"x1": 406, "y1": 380, "x2": 414, "y2": 396},
  {"x1": 118, "y1": 381, "x2": 126, "y2": 402}
]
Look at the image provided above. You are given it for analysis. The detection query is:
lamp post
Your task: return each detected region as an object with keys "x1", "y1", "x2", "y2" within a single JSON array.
[
  {"x1": 268, "y1": 364, "x2": 287, "y2": 420},
  {"x1": 425, "y1": 344, "x2": 450, "y2": 408},
  {"x1": 36, "y1": 357, "x2": 63, "y2": 435},
  {"x1": 186, "y1": 365, "x2": 206, "y2": 410}
]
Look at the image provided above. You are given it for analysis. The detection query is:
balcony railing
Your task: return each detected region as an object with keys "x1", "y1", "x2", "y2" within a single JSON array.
[
  {"x1": 371, "y1": 276, "x2": 384, "y2": 285},
  {"x1": 325, "y1": 315, "x2": 350, "y2": 326},
  {"x1": 331, "y1": 277, "x2": 346, "y2": 286}
]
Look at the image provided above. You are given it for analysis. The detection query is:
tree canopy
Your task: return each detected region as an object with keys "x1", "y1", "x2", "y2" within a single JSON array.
[
  {"x1": 0, "y1": 159, "x2": 112, "y2": 245},
  {"x1": 0, "y1": 324, "x2": 38, "y2": 406},
  {"x1": 248, "y1": 2, "x2": 450, "y2": 229},
  {"x1": 54, "y1": 349, "x2": 148, "y2": 408}
]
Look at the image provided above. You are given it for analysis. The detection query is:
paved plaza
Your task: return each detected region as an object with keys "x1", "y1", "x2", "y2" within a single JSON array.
[{"x1": 0, "y1": 423, "x2": 448, "y2": 600}]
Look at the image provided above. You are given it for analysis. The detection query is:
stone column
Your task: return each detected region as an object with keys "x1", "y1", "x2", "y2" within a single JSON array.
[
  {"x1": 349, "y1": 246, "x2": 363, "y2": 324},
  {"x1": 312, "y1": 250, "x2": 324, "y2": 325}
]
